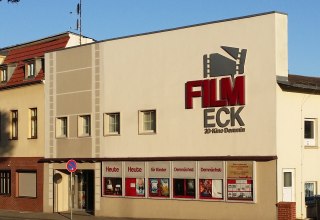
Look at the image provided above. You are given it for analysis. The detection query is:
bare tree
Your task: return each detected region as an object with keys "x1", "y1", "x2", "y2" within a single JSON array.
[{"x1": 0, "y1": 0, "x2": 20, "y2": 2}]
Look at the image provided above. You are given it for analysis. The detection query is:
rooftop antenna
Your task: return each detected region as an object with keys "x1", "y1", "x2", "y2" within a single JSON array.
[{"x1": 76, "y1": 0, "x2": 82, "y2": 45}]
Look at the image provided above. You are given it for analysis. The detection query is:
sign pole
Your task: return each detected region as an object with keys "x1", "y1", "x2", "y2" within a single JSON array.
[
  {"x1": 66, "y1": 159, "x2": 77, "y2": 220},
  {"x1": 71, "y1": 172, "x2": 73, "y2": 220}
]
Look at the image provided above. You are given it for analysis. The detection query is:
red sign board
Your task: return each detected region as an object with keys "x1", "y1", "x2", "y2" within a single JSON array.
[{"x1": 66, "y1": 159, "x2": 77, "y2": 173}]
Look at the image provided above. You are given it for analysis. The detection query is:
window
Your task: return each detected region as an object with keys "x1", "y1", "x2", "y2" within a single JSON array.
[
  {"x1": 104, "y1": 113, "x2": 120, "y2": 135},
  {"x1": 29, "y1": 108, "x2": 37, "y2": 139},
  {"x1": 17, "y1": 171, "x2": 36, "y2": 198},
  {"x1": 25, "y1": 62, "x2": 35, "y2": 78},
  {"x1": 0, "y1": 170, "x2": 10, "y2": 195},
  {"x1": 304, "y1": 119, "x2": 317, "y2": 146},
  {"x1": 305, "y1": 182, "x2": 317, "y2": 202},
  {"x1": 139, "y1": 110, "x2": 156, "y2": 134},
  {"x1": 0, "y1": 67, "x2": 7, "y2": 82},
  {"x1": 284, "y1": 172, "x2": 292, "y2": 187},
  {"x1": 56, "y1": 117, "x2": 68, "y2": 138},
  {"x1": 11, "y1": 110, "x2": 18, "y2": 140},
  {"x1": 78, "y1": 115, "x2": 91, "y2": 136}
]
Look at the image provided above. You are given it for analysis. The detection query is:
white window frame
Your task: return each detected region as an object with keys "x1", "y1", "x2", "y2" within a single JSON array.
[
  {"x1": 78, "y1": 115, "x2": 91, "y2": 137},
  {"x1": 25, "y1": 62, "x2": 35, "y2": 78},
  {"x1": 304, "y1": 118, "x2": 317, "y2": 146},
  {"x1": 56, "y1": 117, "x2": 68, "y2": 138},
  {"x1": 0, "y1": 66, "x2": 7, "y2": 82},
  {"x1": 104, "y1": 112, "x2": 120, "y2": 136},
  {"x1": 139, "y1": 110, "x2": 156, "y2": 134},
  {"x1": 305, "y1": 181, "x2": 317, "y2": 200}
]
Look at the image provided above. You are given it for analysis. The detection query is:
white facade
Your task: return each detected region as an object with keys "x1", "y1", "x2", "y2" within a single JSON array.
[{"x1": 44, "y1": 11, "x2": 320, "y2": 219}]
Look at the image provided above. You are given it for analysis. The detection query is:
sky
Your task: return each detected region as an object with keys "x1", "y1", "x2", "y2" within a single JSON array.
[{"x1": 0, "y1": 0, "x2": 319, "y2": 76}]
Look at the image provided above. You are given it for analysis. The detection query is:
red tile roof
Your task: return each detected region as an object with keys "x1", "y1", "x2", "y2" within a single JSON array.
[{"x1": 0, "y1": 35, "x2": 70, "y2": 90}]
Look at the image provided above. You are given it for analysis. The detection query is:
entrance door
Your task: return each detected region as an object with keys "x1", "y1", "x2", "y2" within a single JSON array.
[
  {"x1": 283, "y1": 169, "x2": 295, "y2": 202},
  {"x1": 73, "y1": 170, "x2": 94, "y2": 213},
  {"x1": 53, "y1": 170, "x2": 70, "y2": 212}
]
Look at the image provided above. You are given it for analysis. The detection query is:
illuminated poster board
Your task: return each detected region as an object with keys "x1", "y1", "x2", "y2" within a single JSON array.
[
  {"x1": 198, "y1": 161, "x2": 224, "y2": 200},
  {"x1": 125, "y1": 162, "x2": 145, "y2": 197},
  {"x1": 226, "y1": 161, "x2": 253, "y2": 201},
  {"x1": 172, "y1": 161, "x2": 196, "y2": 198},
  {"x1": 102, "y1": 162, "x2": 122, "y2": 196},
  {"x1": 148, "y1": 161, "x2": 170, "y2": 198}
]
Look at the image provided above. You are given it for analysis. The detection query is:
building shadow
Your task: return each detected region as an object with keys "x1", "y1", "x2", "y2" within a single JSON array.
[{"x1": 0, "y1": 111, "x2": 15, "y2": 161}]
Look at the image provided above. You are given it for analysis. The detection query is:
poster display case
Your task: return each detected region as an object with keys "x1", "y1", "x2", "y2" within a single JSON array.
[
  {"x1": 198, "y1": 161, "x2": 224, "y2": 200},
  {"x1": 101, "y1": 160, "x2": 255, "y2": 202},
  {"x1": 102, "y1": 162, "x2": 122, "y2": 196},
  {"x1": 148, "y1": 161, "x2": 170, "y2": 198},
  {"x1": 172, "y1": 161, "x2": 196, "y2": 198},
  {"x1": 125, "y1": 162, "x2": 145, "y2": 197},
  {"x1": 226, "y1": 161, "x2": 254, "y2": 201}
]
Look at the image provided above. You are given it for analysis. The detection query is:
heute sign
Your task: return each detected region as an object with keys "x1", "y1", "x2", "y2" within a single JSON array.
[{"x1": 185, "y1": 46, "x2": 247, "y2": 134}]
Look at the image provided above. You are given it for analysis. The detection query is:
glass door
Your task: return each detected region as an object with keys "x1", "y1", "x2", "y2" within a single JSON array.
[{"x1": 73, "y1": 170, "x2": 94, "y2": 213}]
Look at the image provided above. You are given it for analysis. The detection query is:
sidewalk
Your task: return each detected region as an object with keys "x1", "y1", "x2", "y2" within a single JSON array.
[{"x1": 0, "y1": 210, "x2": 166, "y2": 220}]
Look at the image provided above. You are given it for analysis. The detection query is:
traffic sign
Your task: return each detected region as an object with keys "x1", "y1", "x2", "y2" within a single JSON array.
[{"x1": 66, "y1": 159, "x2": 77, "y2": 173}]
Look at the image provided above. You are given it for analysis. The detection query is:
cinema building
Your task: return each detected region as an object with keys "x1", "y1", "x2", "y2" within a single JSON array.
[
  {"x1": 42, "y1": 12, "x2": 320, "y2": 219},
  {"x1": 0, "y1": 32, "x2": 94, "y2": 212}
]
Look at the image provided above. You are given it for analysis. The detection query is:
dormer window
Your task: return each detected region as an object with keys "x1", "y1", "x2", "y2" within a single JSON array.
[
  {"x1": 25, "y1": 62, "x2": 35, "y2": 78},
  {"x1": 0, "y1": 66, "x2": 7, "y2": 83},
  {"x1": 24, "y1": 57, "x2": 44, "y2": 79}
]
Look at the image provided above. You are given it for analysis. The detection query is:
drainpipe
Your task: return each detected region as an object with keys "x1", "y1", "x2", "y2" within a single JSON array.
[{"x1": 300, "y1": 84, "x2": 317, "y2": 219}]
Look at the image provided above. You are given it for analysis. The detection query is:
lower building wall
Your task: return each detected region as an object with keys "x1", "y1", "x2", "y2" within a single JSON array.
[
  {"x1": 0, "y1": 157, "x2": 43, "y2": 212},
  {"x1": 96, "y1": 160, "x2": 277, "y2": 220}
]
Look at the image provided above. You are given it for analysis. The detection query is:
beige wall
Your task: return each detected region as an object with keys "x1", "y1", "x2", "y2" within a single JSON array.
[
  {"x1": 97, "y1": 160, "x2": 277, "y2": 220},
  {"x1": 46, "y1": 13, "x2": 287, "y2": 159},
  {"x1": 45, "y1": 45, "x2": 94, "y2": 159},
  {"x1": 98, "y1": 12, "x2": 286, "y2": 158},
  {"x1": 0, "y1": 83, "x2": 45, "y2": 157},
  {"x1": 276, "y1": 86, "x2": 320, "y2": 218},
  {"x1": 66, "y1": 34, "x2": 94, "y2": 48}
]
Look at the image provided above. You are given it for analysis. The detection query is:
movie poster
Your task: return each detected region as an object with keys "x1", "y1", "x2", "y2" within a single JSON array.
[
  {"x1": 160, "y1": 178, "x2": 169, "y2": 197},
  {"x1": 199, "y1": 179, "x2": 223, "y2": 199},
  {"x1": 136, "y1": 178, "x2": 145, "y2": 196}
]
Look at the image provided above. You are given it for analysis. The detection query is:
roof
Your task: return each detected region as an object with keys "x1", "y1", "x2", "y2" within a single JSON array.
[
  {"x1": 0, "y1": 31, "x2": 93, "y2": 52},
  {"x1": 277, "y1": 74, "x2": 320, "y2": 93},
  {"x1": 0, "y1": 34, "x2": 71, "y2": 90}
]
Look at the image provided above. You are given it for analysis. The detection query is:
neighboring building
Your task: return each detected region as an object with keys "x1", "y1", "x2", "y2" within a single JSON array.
[
  {"x1": 42, "y1": 12, "x2": 320, "y2": 219},
  {"x1": 0, "y1": 32, "x2": 94, "y2": 212}
]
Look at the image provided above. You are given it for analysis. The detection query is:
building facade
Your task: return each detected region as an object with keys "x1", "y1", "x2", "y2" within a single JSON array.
[
  {"x1": 0, "y1": 32, "x2": 94, "y2": 212},
  {"x1": 43, "y1": 12, "x2": 320, "y2": 219}
]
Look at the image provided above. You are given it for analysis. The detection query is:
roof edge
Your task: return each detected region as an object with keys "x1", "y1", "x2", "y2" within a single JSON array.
[
  {"x1": 97, "y1": 11, "x2": 287, "y2": 44},
  {"x1": 277, "y1": 75, "x2": 320, "y2": 92},
  {"x1": 0, "y1": 31, "x2": 95, "y2": 51},
  {"x1": 51, "y1": 11, "x2": 286, "y2": 53}
]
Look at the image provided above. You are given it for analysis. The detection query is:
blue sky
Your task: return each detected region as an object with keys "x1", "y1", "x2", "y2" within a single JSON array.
[{"x1": 0, "y1": 0, "x2": 319, "y2": 76}]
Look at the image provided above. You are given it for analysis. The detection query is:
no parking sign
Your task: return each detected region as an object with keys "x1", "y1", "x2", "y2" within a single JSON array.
[{"x1": 66, "y1": 159, "x2": 77, "y2": 173}]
